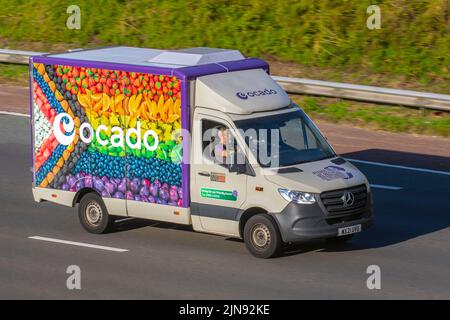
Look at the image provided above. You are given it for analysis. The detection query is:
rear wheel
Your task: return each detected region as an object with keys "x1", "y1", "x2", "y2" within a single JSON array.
[
  {"x1": 78, "y1": 193, "x2": 115, "y2": 234},
  {"x1": 243, "y1": 214, "x2": 283, "y2": 258}
]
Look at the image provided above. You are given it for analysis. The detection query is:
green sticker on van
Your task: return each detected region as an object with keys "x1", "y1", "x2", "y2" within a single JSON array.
[{"x1": 200, "y1": 188, "x2": 237, "y2": 201}]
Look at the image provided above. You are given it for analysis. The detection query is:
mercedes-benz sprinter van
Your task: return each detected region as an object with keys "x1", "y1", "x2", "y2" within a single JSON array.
[{"x1": 31, "y1": 46, "x2": 373, "y2": 258}]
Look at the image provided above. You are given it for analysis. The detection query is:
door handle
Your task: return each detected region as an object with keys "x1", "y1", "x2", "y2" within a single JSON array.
[{"x1": 198, "y1": 171, "x2": 211, "y2": 177}]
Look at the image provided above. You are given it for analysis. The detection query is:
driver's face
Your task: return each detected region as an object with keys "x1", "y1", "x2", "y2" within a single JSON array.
[{"x1": 219, "y1": 129, "x2": 228, "y2": 145}]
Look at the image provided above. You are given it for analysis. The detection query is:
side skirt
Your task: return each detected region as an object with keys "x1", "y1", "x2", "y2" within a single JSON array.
[{"x1": 191, "y1": 202, "x2": 241, "y2": 238}]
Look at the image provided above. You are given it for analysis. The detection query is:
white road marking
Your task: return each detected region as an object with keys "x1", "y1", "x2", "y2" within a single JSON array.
[
  {"x1": 28, "y1": 236, "x2": 128, "y2": 252},
  {"x1": 0, "y1": 110, "x2": 29, "y2": 117},
  {"x1": 346, "y1": 158, "x2": 450, "y2": 176},
  {"x1": 370, "y1": 184, "x2": 403, "y2": 190}
]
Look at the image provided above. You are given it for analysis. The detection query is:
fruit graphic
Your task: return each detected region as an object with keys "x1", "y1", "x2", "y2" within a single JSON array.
[{"x1": 34, "y1": 63, "x2": 183, "y2": 207}]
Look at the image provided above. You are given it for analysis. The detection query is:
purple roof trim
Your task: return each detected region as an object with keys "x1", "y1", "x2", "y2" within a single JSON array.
[
  {"x1": 179, "y1": 58, "x2": 270, "y2": 80},
  {"x1": 175, "y1": 63, "x2": 227, "y2": 80},
  {"x1": 29, "y1": 58, "x2": 35, "y2": 184},
  {"x1": 32, "y1": 56, "x2": 183, "y2": 79},
  {"x1": 180, "y1": 80, "x2": 190, "y2": 208},
  {"x1": 32, "y1": 56, "x2": 270, "y2": 81},
  {"x1": 220, "y1": 58, "x2": 269, "y2": 73}
]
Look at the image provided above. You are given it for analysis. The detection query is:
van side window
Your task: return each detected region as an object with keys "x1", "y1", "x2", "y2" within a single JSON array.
[{"x1": 201, "y1": 120, "x2": 235, "y2": 167}]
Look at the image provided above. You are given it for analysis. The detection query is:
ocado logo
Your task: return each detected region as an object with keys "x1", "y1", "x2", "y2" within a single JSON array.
[
  {"x1": 236, "y1": 92, "x2": 248, "y2": 100},
  {"x1": 54, "y1": 113, "x2": 75, "y2": 146},
  {"x1": 53, "y1": 113, "x2": 159, "y2": 151},
  {"x1": 236, "y1": 88, "x2": 277, "y2": 100}
]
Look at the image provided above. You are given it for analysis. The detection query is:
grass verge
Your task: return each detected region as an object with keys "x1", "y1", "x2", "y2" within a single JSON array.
[{"x1": 0, "y1": 63, "x2": 28, "y2": 84}]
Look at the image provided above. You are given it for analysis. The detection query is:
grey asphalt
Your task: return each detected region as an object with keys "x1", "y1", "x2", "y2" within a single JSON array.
[{"x1": 0, "y1": 114, "x2": 449, "y2": 299}]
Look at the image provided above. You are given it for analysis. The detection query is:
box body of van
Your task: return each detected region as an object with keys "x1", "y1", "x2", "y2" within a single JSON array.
[{"x1": 30, "y1": 47, "x2": 373, "y2": 258}]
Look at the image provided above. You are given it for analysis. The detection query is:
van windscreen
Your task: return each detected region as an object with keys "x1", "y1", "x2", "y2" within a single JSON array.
[{"x1": 234, "y1": 106, "x2": 336, "y2": 168}]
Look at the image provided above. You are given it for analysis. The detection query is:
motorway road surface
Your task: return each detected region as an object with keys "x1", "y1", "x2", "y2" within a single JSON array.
[{"x1": 0, "y1": 114, "x2": 449, "y2": 299}]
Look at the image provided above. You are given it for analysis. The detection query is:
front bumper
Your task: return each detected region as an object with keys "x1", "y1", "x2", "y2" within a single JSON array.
[{"x1": 272, "y1": 192, "x2": 373, "y2": 243}]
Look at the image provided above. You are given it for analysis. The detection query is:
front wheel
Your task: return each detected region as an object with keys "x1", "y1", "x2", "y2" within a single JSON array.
[
  {"x1": 243, "y1": 214, "x2": 283, "y2": 258},
  {"x1": 78, "y1": 193, "x2": 115, "y2": 234}
]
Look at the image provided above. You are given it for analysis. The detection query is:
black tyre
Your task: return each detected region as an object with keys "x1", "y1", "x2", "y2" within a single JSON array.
[
  {"x1": 78, "y1": 193, "x2": 115, "y2": 234},
  {"x1": 326, "y1": 234, "x2": 354, "y2": 244},
  {"x1": 243, "y1": 214, "x2": 283, "y2": 258}
]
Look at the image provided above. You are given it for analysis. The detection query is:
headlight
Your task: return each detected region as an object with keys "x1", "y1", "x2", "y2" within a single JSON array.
[{"x1": 278, "y1": 188, "x2": 316, "y2": 204}]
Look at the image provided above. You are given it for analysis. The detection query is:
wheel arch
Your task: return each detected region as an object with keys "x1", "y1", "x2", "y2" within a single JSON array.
[
  {"x1": 72, "y1": 187, "x2": 99, "y2": 207},
  {"x1": 238, "y1": 207, "x2": 269, "y2": 238}
]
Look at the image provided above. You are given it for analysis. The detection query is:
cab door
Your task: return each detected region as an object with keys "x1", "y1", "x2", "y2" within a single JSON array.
[{"x1": 190, "y1": 110, "x2": 247, "y2": 236}]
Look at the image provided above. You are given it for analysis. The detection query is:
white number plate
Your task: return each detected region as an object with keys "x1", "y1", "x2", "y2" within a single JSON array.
[{"x1": 338, "y1": 224, "x2": 361, "y2": 236}]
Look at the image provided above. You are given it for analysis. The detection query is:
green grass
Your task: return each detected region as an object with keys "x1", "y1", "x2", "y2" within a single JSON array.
[
  {"x1": 0, "y1": 63, "x2": 28, "y2": 84},
  {"x1": 0, "y1": 0, "x2": 448, "y2": 83},
  {"x1": 294, "y1": 96, "x2": 450, "y2": 138}
]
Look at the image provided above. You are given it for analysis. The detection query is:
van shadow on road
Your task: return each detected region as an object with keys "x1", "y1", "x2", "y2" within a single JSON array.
[
  {"x1": 113, "y1": 218, "x2": 194, "y2": 234},
  {"x1": 342, "y1": 148, "x2": 450, "y2": 172},
  {"x1": 327, "y1": 148, "x2": 450, "y2": 253}
]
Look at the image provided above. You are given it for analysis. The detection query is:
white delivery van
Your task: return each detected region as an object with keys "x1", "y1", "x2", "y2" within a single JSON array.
[{"x1": 30, "y1": 46, "x2": 373, "y2": 258}]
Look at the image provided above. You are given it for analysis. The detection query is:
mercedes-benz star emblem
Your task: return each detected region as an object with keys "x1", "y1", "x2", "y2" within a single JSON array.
[{"x1": 341, "y1": 191, "x2": 355, "y2": 207}]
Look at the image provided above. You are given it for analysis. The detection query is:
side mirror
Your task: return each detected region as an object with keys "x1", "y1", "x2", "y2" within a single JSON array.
[{"x1": 229, "y1": 163, "x2": 247, "y2": 174}]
